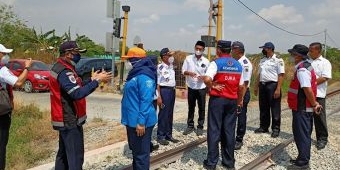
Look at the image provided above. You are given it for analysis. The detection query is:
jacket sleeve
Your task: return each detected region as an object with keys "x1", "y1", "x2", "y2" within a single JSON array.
[
  {"x1": 137, "y1": 75, "x2": 156, "y2": 126},
  {"x1": 58, "y1": 70, "x2": 99, "y2": 100}
]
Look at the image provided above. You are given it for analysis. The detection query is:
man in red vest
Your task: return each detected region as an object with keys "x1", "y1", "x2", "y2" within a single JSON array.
[
  {"x1": 50, "y1": 41, "x2": 112, "y2": 170},
  {"x1": 203, "y1": 40, "x2": 245, "y2": 170},
  {"x1": 287, "y1": 44, "x2": 322, "y2": 169}
]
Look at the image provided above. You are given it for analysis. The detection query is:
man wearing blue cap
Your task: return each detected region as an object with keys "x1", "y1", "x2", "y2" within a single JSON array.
[
  {"x1": 287, "y1": 44, "x2": 321, "y2": 169},
  {"x1": 156, "y1": 48, "x2": 179, "y2": 145},
  {"x1": 203, "y1": 40, "x2": 244, "y2": 170},
  {"x1": 254, "y1": 42, "x2": 285, "y2": 138}
]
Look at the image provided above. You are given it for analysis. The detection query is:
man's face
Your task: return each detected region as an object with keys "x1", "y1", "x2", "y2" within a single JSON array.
[
  {"x1": 195, "y1": 45, "x2": 204, "y2": 52},
  {"x1": 308, "y1": 45, "x2": 320, "y2": 59},
  {"x1": 0, "y1": 52, "x2": 5, "y2": 59},
  {"x1": 231, "y1": 47, "x2": 240, "y2": 57}
]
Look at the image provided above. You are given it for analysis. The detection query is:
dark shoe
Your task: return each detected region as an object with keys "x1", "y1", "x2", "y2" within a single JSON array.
[
  {"x1": 254, "y1": 128, "x2": 269, "y2": 133},
  {"x1": 316, "y1": 141, "x2": 327, "y2": 150},
  {"x1": 167, "y1": 137, "x2": 180, "y2": 143},
  {"x1": 150, "y1": 144, "x2": 159, "y2": 152},
  {"x1": 290, "y1": 159, "x2": 297, "y2": 164},
  {"x1": 287, "y1": 163, "x2": 310, "y2": 169},
  {"x1": 203, "y1": 160, "x2": 216, "y2": 170},
  {"x1": 221, "y1": 163, "x2": 235, "y2": 170},
  {"x1": 157, "y1": 139, "x2": 169, "y2": 145},
  {"x1": 271, "y1": 131, "x2": 280, "y2": 138},
  {"x1": 196, "y1": 128, "x2": 204, "y2": 136},
  {"x1": 234, "y1": 141, "x2": 243, "y2": 150},
  {"x1": 183, "y1": 127, "x2": 195, "y2": 135}
]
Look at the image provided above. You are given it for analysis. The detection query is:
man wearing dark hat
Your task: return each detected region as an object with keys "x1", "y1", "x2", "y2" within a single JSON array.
[
  {"x1": 287, "y1": 44, "x2": 321, "y2": 169},
  {"x1": 156, "y1": 48, "x2": 179, "y2": 145},
  {"x1": 231, "y1": 41, "x2": 253, "y2": 150},
  {"x1": 254, "y1": 42, "x2": 285, "y2": 138},
  {"x1": 50, "y1": 41, "x2": 112, "y2": 169},
  {"x1": 121, "y1": 47, "x2": 158, "y2": 170},
  {"x1": 203, "y1": 40, "x2": 245, "y2": 170},
  {"x1": 182, "y1": 40, "x2": 210, "y2": 136}
]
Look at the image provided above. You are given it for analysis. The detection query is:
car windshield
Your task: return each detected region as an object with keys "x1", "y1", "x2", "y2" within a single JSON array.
[{"x1": 30, "y1": 61, "x2": 49, "y2": 71}]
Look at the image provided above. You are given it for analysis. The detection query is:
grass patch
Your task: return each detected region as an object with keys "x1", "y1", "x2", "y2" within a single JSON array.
[{"x1": 6, "y1": 103, "x2": 57, "y2": 169}]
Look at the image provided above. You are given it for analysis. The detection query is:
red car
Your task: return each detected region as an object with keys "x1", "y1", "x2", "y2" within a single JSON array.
[{"x1": 6, "y1": 59, "x2": 50, "y2": 93}]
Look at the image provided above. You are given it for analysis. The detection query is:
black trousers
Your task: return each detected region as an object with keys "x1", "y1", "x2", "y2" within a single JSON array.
[
  {"x1": 259, "y1": 82, "x2": 281, "y2": 132},
  {"x1": 157, "y1": 87, "x2": 175, "y2": 140},
  {"x1": 236, "y1": 89, "x2": 250, "y2": 142},
  {"x1": 313, "y1": 97, "x2": 328, "y2": 142},
  {"x1": 0, "y1": 114, "x2": 11, "y2": 170},
  {"x1": 206, "y1": 96, "x2": 237, "y2": 168},
  {"x1": 187, "y1": 87, "x2": 207, "y2": 129}
]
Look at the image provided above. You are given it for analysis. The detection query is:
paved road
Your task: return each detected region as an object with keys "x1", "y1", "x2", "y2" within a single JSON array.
[{"x1": 13, "y1": 91, "x2": 188, "y2": 122}]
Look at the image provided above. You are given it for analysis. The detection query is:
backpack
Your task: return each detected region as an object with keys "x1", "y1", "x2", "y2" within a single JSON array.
[{"x1": 0, "y1": 65, "x2": 13, "y2": 115}]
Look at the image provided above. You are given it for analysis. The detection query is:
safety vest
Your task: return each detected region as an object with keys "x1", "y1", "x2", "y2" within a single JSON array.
[
  {"x1": 50, "y1": 58, "x2": 87, "y2": 129},
  {"x1": 287, "y1": 61, "x2": 317, "y2": 112},
  {"x1": 209, "y1": 56, "x2": 243, "y2": 99}
]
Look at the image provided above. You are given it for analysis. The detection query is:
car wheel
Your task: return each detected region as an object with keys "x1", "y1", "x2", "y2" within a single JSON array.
[{"x1": 24, "y1": 80, "x2": 33, "y2": 93}]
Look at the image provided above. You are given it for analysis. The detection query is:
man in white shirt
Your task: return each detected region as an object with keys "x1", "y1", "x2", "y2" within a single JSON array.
[
  {"x1": 182, "y1": 41, "x2": 210, "y2": 136},
  {"x1": 0, "y1": 43, "x2": 32, "y2": 170},
  {"x1": 231, "y1": 41, "x2": 253, "y2": 150},
  {"x1": 308, "y1": 42, "x2": 332, "y2": 150}
]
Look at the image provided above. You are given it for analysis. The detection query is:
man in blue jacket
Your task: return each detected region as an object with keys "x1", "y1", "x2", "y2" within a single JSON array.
[{"x1": 121, "y1": 47, "x2": 157, "y2": 170}]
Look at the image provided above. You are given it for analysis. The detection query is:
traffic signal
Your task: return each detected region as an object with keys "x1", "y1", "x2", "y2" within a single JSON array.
[{"x1": 113, "y1": 18, "x2": 121, "y2": 38}]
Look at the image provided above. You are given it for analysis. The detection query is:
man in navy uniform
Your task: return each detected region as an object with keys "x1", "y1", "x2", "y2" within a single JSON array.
[
  {"x1": 254, "y1": 42, "x2": 285, "y2": 138},
  {"x1": 156, "y1": 48, "x2": 180, "y2": 145},
  {"x1": 287, "y1": 44, "x2": 321, "y2": 169},
  {"x1": 203, "y1": 40, "x2": 244, "y2": 170},
  {"x1": 50, "y1": 41, "x2": 112, "y2": 169},
  {"x1": 231, "y1": 41, "x2": 253, "y2": 150}
]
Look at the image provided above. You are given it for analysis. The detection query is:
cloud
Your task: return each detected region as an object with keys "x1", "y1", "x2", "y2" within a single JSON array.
[
  {"x1": 250, "y1": 4, "x2": 304, "y2": 24},
  {"x1": 310, "y1": 0, "x2": 340, "y2": 18},
  {"x1": 183, "y1": 0, "x2": 210, "y2": 12},
  {"x1": 134, "y1": 14, "x2": 160, "y2": 24}
]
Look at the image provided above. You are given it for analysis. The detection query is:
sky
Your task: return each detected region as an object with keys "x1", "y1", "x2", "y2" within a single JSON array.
[{"x1": 1, "y1": 0, "x2": 339, "y2": 54}]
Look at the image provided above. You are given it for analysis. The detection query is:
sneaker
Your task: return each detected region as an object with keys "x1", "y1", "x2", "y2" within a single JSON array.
[
  {"x1": 157, "y1": 139, "x2": 169, "y2": 145},
  {"x1": 166, "y1": 137, "x2": 180, "y2": 143},
  {"x1": 254, "y1": 128, "x2": 269, "y2": 133},
  {"x1": 203, "y1": 160, "x2": 216, "y2": 170},
  {"x1": 271, "y1": 131, "x2": 280, "y2": 138},
  {"x1": 316, "y1": 141, "x2": 327, "y2": 150},
  {"x1": 287, "y1": 163, "x2": 310, "y2": 170},
  {"x1": 183, "y1": 127, "x2": 195, "y2": 135},
  {"x1": 196, "y1": 128, "x2": 204, "y2": 136},
  {"x1": 150, "y1": 143, "x2": 159, "y2": 153},
  {"x1": 234, "y1": 141, "x2": 243, "y2": 150},
  {"x1": 221, "y1": 163, "x2": 235, "y2": 170}
]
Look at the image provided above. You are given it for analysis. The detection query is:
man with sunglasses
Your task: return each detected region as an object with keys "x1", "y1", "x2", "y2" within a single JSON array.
[{"x1": 50, "y1": 41, "x2": 112, "y2": 169}]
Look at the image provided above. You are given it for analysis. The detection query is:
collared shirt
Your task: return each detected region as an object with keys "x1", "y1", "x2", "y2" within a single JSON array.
[
  {"x1": 0, "y1": 66, "x2": 18, "y2": 87},
  {"x1": 258, "y1": 54, "x2": 285, "y2": 82},
  {"x1": 205, "y1": 57, "x2": 244, "y2": 86},
  {"x1": 157, "y1": 62, "x2": 176, "y2": 87},
  {"x1": 238, "y1": 55, "x2": 253, "y2": 88},
  {"x1": 182, "y1": 54, "x2": 210, "y2": 89},
  {"x1": 295, "y1": 61, "x2": 311, "y2": 88},
  {"x1": 310, "y1": 55, "x2": 332, "y2": 98}
]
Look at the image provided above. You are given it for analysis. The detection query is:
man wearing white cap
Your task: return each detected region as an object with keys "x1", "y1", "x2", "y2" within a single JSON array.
[{"x1": 0, "y1": 43, "x2": 32, "y2": 170}]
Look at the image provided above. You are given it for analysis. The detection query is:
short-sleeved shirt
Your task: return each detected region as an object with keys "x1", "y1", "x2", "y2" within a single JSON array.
[
  {"x1": 238, "y1": 55, "x2": 253, "y2": 88},
  {"x1": 0, "y1": 66, "x2": 18, "y2": 87},
  {"x1": 157, "y1": 62, "x2": 176, "y2": 87},
  {"x1": 182, "y1": 54, "x2": 210, "y2": 89},
  {"x1": 295, "y1": 61, "x2": 311, "y2": 88},
  {"x1": 310, "y1": 56, "x2": 332, "y2": 98},
  {"x1": 205, "y1": 61, "x2": 244, "y2": 86},
  {"x1": 258, "y1": 54, "x2": 285, "y2": 82}
]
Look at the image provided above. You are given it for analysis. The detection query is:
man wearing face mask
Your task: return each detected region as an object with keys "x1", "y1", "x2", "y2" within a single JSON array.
[
  {"x1": 156, "y1": 47, "x2": 179, "y2": 145},
  {"x1": 254, "y1": 42, "x2": 285, "y2": 138},
  {"x1": 182, "y1": 41, "x2": 210, "y2": 136},
  {"x1": 50, "y1": 41, "x2": 112, "y2": 169},
  {"x1": 0, "y1": 44, "x2": 32, "y2": 170}
]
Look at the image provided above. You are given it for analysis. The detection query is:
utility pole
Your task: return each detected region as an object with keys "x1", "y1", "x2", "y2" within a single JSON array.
[
  {"x1": 118, "y1": 5, "x2": 130, "y2": 90},
  {"x1": 324, "y1": 29, "x2": 327, "y2": 58},
  {"x1": 216, "y1": 0, "x2": 223, "y2": 41}
]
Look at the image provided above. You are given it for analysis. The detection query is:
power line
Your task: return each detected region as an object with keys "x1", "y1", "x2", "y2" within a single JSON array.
[
  {"x1": 236, "y1": 0, "x2": 324, "y2": 37},
  {"x1": 326, "y1": 32, "x2": 339, "y2": 48}
]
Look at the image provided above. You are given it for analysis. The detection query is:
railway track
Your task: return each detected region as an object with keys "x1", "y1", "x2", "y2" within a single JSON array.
[{"x1": 119, "y1": 89, "x2": 340, "y2": 170}]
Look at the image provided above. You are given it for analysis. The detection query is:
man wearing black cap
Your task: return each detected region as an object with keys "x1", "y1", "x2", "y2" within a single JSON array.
[
  {"x1": 182, "y1": 40, "x2": 210, "y2": 136},
  {"x1": 203, "y1": 40, "x2": 244, "y2": 170},
  {"x1": 231, "y1": 41, "x2": 253, "y2": 150},
  {"x1": 287, "y1": 44, "x2": 321, "y2": 169},
  {"x1": 254, "y1": 42, "x2": 285, "y2": 138},
  {"x1": 156, "y1": 48, "x2": 179, "y2": 145},
  {"x1": 50, "y1": 41, "x2": 112, "y2": 169}
]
